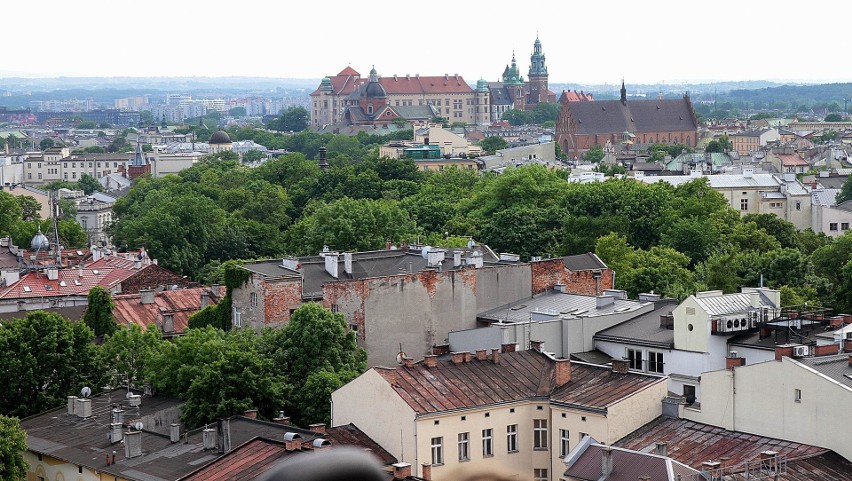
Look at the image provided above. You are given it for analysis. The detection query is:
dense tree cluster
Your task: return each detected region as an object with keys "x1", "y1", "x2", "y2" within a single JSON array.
[
  {"x1": 0, "y1": 303, "x2": 365, "y2": 429},
  {"x1": 0, "y1": 191, "x2": 87, "y2": 250}
]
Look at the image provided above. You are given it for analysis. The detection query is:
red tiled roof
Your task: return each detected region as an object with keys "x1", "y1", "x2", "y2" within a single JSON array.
[
  {"x1": 0, "y1": 265, "x2": 140, "y2": 299},
  {"x1": 112, "y1": 287, "x2": 220, "y2": 334},
  {"x1": 338, "y1": 66, "x2": 360, "y2": 76},
  {"x1": 379, "y1": 75, "x2": 474, "y2": 95},
  {"x1": 376, "y1": 350, "x2": 665, "y2": 414},
  {"x1": 615, "y1": 418, "x2": 828, "y2": 470},
  {"x1": 777, "y1": 153, "x2": 808, "y2": 166}
]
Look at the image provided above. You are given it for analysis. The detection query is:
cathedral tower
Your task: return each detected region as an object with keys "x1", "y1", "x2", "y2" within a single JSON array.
[{"x1": 527, "y1": 35, "x2": 550, "y2": 107}]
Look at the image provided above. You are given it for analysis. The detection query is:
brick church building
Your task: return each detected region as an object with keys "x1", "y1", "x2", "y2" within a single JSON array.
[{"x1": 556, "y1": 81, "x2": 699, "y2": 159}]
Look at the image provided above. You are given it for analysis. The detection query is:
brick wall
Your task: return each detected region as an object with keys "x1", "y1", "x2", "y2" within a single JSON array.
[
  {"x1": 262, "y1": 278, "x2": 303, "y2": 326},
  {"x1": 120, "y1": 265, "x2": 199, "y2": 294},
  {"x1": 530, "y1": 259, "x2": 614, "y2": 296}
]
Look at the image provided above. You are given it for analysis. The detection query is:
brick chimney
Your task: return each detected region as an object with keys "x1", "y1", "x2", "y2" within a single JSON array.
[
  {"x1": 491, "y1": 348, "x2": 501, "y2": 364},
  {"x1": 432, "y1": 344, "x2": 450, "y2": 356},
  {"x1": 719, "y1": 456, "x2": 730, "y2": 469},
  {"x1": 775, "y1": 345, "x2": 794, "y2": 361},
  {"x1": 421, "y1": 463, "x2": 432, "y2": 481},
  {"x1": 403, "y1": 357, "x2": 415, "y2": 368},
  {"x1": 476, "y1": 349, "x2": 487, "y2": 361},
  {"x1": 611, "y1": 359, "x2": 629, "y2": 373},
  {"x1": 530, "y1": 340, "x2": 544, "y2": 352},
  {"x1": 726, "y1": 352, "x2": 745, "y2": 370},
  {"x1": 555, "y1": 358, "x2": 571, "y2": 386},
  {"x1": 309, "y1": 423, "x2": 326, "y2": 434},
  {"x1": 463, "y1": 351, "x2": 472, "y2": 363},
  {"x1": 655, "y1": 442, "x2": 667, "y2": 457},
  {"x1": 392, "y1": 463, "x2": 412, "y2": 480},
  {"x1": 243, "y1": 409, "x2": 258, "y2": 419},
  {"x1": 450, "y1": 352, "x2": 465, "y2": 364},
  {"x1": 501, "y1": 342, "x2": 516, "y2": 353},
  {"x1": 424, "y1": 355, "x2": 438, "y2": 368},
  {"x1": 814, "y1": 343, "x2": 839, "y2": 356}
]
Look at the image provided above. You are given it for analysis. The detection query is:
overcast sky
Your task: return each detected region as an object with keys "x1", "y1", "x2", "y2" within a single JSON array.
[{"x1": 4, "y1": 0, "x2": 849, "y2": 85}]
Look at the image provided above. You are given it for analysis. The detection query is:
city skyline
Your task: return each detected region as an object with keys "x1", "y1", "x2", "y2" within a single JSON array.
[{"x1": 4, "y1": 0, "x2": 850, "y2": 85}]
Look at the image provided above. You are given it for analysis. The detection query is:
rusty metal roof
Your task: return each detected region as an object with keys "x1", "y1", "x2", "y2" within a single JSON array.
[
  {"x1": 376, "y1": 350, "x2": 665, "y2": 414},
  {"x1": 615, "y1": 417, "x2": 828, "y2": 470},
  {"x1": 112, "y1": 287, "x2": 221, "y2": 335},
  {"x1": 566, "y1": 443, "x2": 699, "y2": 481}
]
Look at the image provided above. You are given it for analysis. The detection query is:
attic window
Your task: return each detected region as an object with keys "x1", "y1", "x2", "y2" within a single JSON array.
[
  {"x1": 76, "y1": 250, "x2": 83, "y2": 255},
  {"x1": 74, "y1": 279, "x2": 81, "y2": 286},
  {"x1": 59, "y1": 281, "x2": 67, "y2": 287},
  {"x1": 93, "y1": 270, "x2": 99, "y2": 275},
  {"x1": 23, "y1": 285, "x2": 31, "y2": 292}
]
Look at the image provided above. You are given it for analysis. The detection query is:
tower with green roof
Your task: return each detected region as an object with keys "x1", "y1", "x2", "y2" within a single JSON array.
[{"x1": 527, "y1": 34, "x2": 550, "y2": 106}]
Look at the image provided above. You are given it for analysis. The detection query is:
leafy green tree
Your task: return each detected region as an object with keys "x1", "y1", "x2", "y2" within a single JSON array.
[
  {"x1": 15, "y1": 195, "x2": 41, "y2": 222},
  {"x1": 480, "y1": 205, "x2": 564, "y2": 260},
  {"x1": 705, "y1": 140, "x2": 723, "y2": 153},
  {"x1": 595, "y1": 233, "x2": 695, "y2": 299},
  {"x1": 259, "y1": 303, "x2": 366, "y2": 425},
  {"x1": 100, "y1": 324, "x2": 164, "y2": 390},
  {"x1": 39, "y1": 137, "x2": 55, "y2": 151},
  {"x1": 83, "y1": 286, "x2": 117, "y2": 338},
  {"x1": 78, "y1": 173, "x2": 103, "y2": 195},
  {"x1": 77, "y1": 120, "x2": 97, "y2": 129},
  {"x1": 0, "y1": 415, "x2": 28, "y2": 481},
  {"x1": 531, "y1": 102, "x2": 560, "y2": 124},
  {"x1": 836, "y1": 176, "x2": 852, "y2": 205},
  {"x1": 284, "y1": 197, "x2": 418, "y2": 255},
  {"x1": 0, "y1": 311, "x2": 102, "y2": 418},
  {"x1": 229, "y1": 107, "x2": 247, "y2": 117},
  {"x1": 267, "y1": 106, "x2": 309, "y2": 132},
  {"x1": 501, "y1": 109, "x2": 532, "y2": 125},
  {"x1": 139, "y1": 110, "x2": 154, "y2": 125},
  {"x1": 479, "y1": 136, "x2": 508, "y2": 154},
  {"x1": 242, "y1": 149, "x2": 266, "y2": 163},
  {"x1": 583, "y1": 145, "x2": 605, "y2": 162},
  {"x1": 0, "y1": 191, "x2": 23, "y2": 236},
  {"x1": 742, "y1": 213, "x2": 800, "y2": 249},
  {"x1": 825, "y1": 113, "x2": 843, "y2": 122}
]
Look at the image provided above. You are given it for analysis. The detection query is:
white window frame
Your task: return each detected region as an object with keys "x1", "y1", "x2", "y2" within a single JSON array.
[
  {"x1": 482, "y1": 428, "x2": 493, "y2": 457},
  {"x1": 458, "y1": 432, "x2": 469, "y2": 461},
  {"x1": 507, "y1": 424, "x2": 518, "y2": 453},
  {"x1": 559, "y1": 429, "x2": 570, "y2": 458},
  {"x1": 431, "y1": 437, "x2": 443, "y2": 465},
  {"x1": 533, "y1": 419, "x2": 548, "y2": 449}
]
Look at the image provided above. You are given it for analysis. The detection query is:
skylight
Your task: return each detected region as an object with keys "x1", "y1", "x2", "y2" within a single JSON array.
[
  {"x1": 59, "y1": 281, "x2": 67, "y2": 287},
  {"x1": 74, "y1": 279, "x2": 81, "y2": 286},
  {"x1": 23, "y1": 286, "x2": 31, "y2": 292}
]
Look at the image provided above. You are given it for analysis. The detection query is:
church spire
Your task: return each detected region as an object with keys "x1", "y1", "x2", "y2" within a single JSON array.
[
  {"x1": 529, "y1": 35, "x2": 547, "y2": 77},
  {"x1": 620, "y1": 79, "x2": 627, "y2": 104}
]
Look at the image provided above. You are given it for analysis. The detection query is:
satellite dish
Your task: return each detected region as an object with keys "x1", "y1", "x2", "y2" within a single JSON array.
[
  {"x1": 126, "y1": 391, "x2": 133, "y2": 399},
  {"x1": 81, "y1": 386, "x2": 92, "y2": 398},
  {"x1": 134, "y1": 422, "x2": 144, "y2": 431},
  {"x1": 421, "y1": 246, "x2": 432, "y2": 259}
]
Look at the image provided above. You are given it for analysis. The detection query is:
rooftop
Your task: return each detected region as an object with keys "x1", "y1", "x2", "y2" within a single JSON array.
[
  {"x1": 796, "y1": 353, "x2": 852, "y2": 389},
  {"x1": 566, "y1": 440, "x2": 699, "y2": 481},
  {"x1": 594, "y1": 300, "x2": 678, "y2": 349},
  {"x1": 478, "y1": 291, "x2": 647, "y2": 324},
  {"x1": 112, "y1": 286, "x2": 223, "y2": 336},
  {"x1": 374, "y1": 349, "x2": 665, "y2": 415}
]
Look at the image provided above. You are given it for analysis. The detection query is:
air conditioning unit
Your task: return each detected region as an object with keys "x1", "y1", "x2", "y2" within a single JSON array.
[{"x1": 793, "y1": 345, "x2": 809, "y2": 357}]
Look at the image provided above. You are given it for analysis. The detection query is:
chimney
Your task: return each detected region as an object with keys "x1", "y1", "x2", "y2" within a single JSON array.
[
  {"x1": 601, "y1": 447, "x2": 614, "y2": 476},
  {"x1": 775, "y1": 345, "x2": 794, "y2": 361},
  {"x1": 203, "y1": 427, "x2": 217, "y2": 450},
  {"x1": 501, "y1": 342, "x2": 516, "y2": 353},
  {"x1": 424, "y1": 355, "x2": 438, "y2": 368},
  {"x1": 162, "y1": 314, "x2": 174, "y2": 334},
  {"x1": 324, "y1": 252, "x2": 339, "y2": 279},
  {"x1": 218, "y1": 418, "x2": 231, "y2": 454},
  {"x1": 170, "y1": 423, "x2": 180, "y2": 443},
  {"x1": 491, "y1": 348, "x2": 501, "y2": 364},
  {"x1": 110, "y1": 423, "x2": 123, "y2": 443},
  {"x1": 719, "y1": 456, "x2": 730, "y2": 469},
  {"x1": 750, "y1": 291, "x2": 761, "y2": 308},
  {"x1": 611, "y1": 359, "x2": 630, "y2": 373},
  {"x1": 476, "y1": 349, "x2": 487, "y2": 361},
  {"x1": 392, "y1": 463, "x2": 412, "y2": 480},
  {"x1": 386, "y1": 239, "x2": 392, "y2": 250},
  {"x1": 596, "y1": 295, "x2": 615, "y2": 309},
  {"x1": 421, "y1": 463, "x2": 432, "y2": 481},
  {"x1": 243, "y1": 409, "x2": 258, "y2": 419},
  {"x1": 344, "y1": 252, "x2": 353, "y2": 276},
  {"x1": 76, "y1": 398, "x2": 92, "y2": 418},
  {"x1": 726, "y1": 351, "x2": 745, "y2": 370},
  {"x1": 67, "y1": 395, "x2": 77, "y2": 415},
  {"x1": 112, "y1": 408, "x2": 124, "y2": 425},
  {"x1": 403, "y1": 357, "x2": 415, "y2": 368},
  {"x1": 140, "y1": 289, "x2": 154, "y2": 304},
  {"x1": 659, "y1": 314, "x2": 674, "y2": 329},
  {"x1": 555, "y1": 358, "x2": 571, "y2": 386},
  {"x1": 125, "y1": 430, "x2": 143, "y2": 458},
  {"x1": 530, "y1": 340, "x2": 543, "y2": 353},
  {"x1": 432, "y1": 344, "x2": 450, "y2": 356},
  {"x1": 46, "y1": 268, "x2": 59, "y2": 280},
  {"x1": 450, "y1": 352, "x2": 465, "y2": 364},
  {"x1": 655, "y1": 442, "x2": 668, "y2": 457},
  {"x1": 463, "y1": 351, "x2": 472, "y2": 363},
  {"x1": 200, "y1": 291, "x2": 210, "y2": 309},
  {"x1": 309, "y1": 423, "x2": 327, "y2": 434},
  {"x1": 702, "y1": 461, "x2": 721, "y2": 473},
  {"x1": 273, "y1": 414, "x2": 291, "y2": 425},
  {"x1": 453, "y1": 251, "x2": 462, "y2": 268}
]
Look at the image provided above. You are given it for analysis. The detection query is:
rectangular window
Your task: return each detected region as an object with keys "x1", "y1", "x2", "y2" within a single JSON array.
[
  {"x1": 232, "y1": 307, "x2": 242, "y2": 328},
  {"x1": 796, "y1": 201, "x2": 801, "y2": 210},
  {"x1": 843, "y1": 223, "x2": 850, "y2": 231},
  {"x1": 740, "y1": 199, "x2": 748, "y2": 211},
  {"x1": 458, "y1": 432, "x2": 469, "y2": 461},
  {"x1": 794, "y1": 389, "x2": 802, "y2": 402},
  {"x1": 431, "y1": 437, "x2": 444, "y2": 465},
  {"x1": 533, "y1": 419, "x2": 548, "y2": 449},
  {"x1": 560, "y1": 429, "x2": 570, "y2": 457},
  {"x1": 507, "y1": 424, "x2": 518, "y2": 452},
  {"x1": 627, "y1": 348, "x2": 643, "y2": 370},
  {"x1": 533, "y1": 469, "x2": 548, "y2": 481},
  {"x1": 830, "y1": 223, "x2": 839, "y2": 231},
  {"x1": 482, "y1": 428, "x2": 493, "y2": 457},
  {"x1": 250, "y1": 292, "x2": 258, "y2": 308},
  {"x1": 648, "y1": 351, "x2": 664, "y2": 373},
  {"x1": 683, "y1": 385, "x2": 696, "y2": 404}
]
